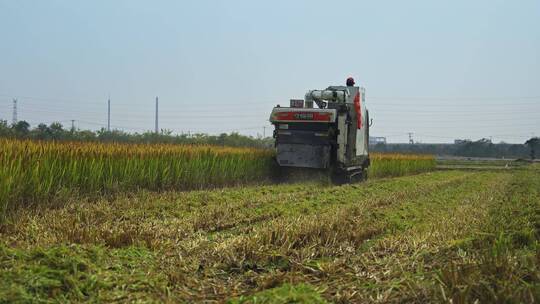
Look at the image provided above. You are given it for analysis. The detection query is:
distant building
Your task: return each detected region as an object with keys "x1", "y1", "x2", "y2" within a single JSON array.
[
  {"x1": 454, "y1": 139, "x2": 472, "y2": 144},
  {"x1": 369, "y1": 136, "x2": 387, "y2": 145}
]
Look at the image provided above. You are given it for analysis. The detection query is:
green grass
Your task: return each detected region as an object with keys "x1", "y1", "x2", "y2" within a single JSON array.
[
  {"x1": 2, "y1": 166, "x2": 539, "y2": 302},
  {"x1": 434, "y1": 166, "x2": 540, "y2": 302},
  {"x1": 436, "y1": 158, "x2": 531, "y2": 170},
  {"x1": 229, "y1": 284, "x2": 328, "y2": 304},
  {"x1": 0, "y1": 245, "x2": 170, "y2": 303}
]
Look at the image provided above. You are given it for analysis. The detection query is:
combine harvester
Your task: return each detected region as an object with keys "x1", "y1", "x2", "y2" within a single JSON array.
[{"x1": 269, "y1": 77, "x2": 371, "y2": 183}]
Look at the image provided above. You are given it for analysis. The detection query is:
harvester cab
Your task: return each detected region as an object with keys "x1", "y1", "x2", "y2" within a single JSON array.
[{"x1": 269, "y1": 78, "x2": 370, "y2": 183}]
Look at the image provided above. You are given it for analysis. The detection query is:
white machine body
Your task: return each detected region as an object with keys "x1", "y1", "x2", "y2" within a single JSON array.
[{"x1": 269, "y1": 84, "x2": 370, "y2": 178}]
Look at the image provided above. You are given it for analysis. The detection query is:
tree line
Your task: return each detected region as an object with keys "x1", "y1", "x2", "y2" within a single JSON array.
[
  {"x1": 0, "y1": 120, "x2": 273, "y2": 148},
  {"x1": 372, "y1": 137, "x2": 540, "y2": 160},
  {"x1": 2, "y1": 119, "x2": 539, "y2": 159}
]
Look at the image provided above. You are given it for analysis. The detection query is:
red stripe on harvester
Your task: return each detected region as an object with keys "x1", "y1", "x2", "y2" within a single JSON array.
[
  {"x1": 274, "y1": 112, "x2": 332, "y2": 122},
  {"x1": 354, "y1": 92, "x2": 362, "y2": 129}
]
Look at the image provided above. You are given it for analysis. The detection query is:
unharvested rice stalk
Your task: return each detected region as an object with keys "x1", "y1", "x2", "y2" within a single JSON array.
[
  {"x1": 0, "y1": 139, "x2": 435, "y2": 219},
  {"x1": 0, "y1": 139, "x2": 275, "y2": 217},
  {"x1": 369, "y1": 153, "x2": 436, "y2": 178}
]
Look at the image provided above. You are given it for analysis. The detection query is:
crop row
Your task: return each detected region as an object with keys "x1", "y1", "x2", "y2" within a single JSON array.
[
  {"x1": 369, "y1": 153, "x2": 436, "y2": 177},
  {"x1": 0, "y1": 139, "x2": 435, "y2": 218}
]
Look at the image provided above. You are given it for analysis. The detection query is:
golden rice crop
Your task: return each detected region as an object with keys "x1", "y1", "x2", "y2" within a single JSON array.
[
  {"x1": 0, "y1": 139, "x2": 275, "y2": 218},
  {"x1": 369, "y1": 153, "x2": 436, "y2": 178},
  {"x1": 0, "y1": 139, "x2": 436, "y2": 220}
]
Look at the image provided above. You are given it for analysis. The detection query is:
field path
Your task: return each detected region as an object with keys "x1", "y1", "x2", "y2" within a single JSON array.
[{"x1": 1, "y1": 167, "x2": 539, "y2": 303}]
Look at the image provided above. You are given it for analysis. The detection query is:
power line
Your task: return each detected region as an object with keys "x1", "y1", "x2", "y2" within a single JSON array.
[
  {"x1": 0, "y1": 93, "x2": 280, "y2": 107},
  {"x1": 369, "y1": 103, "x2": 540, "y2": 108},
  {"x1": 371, "y1": 117, "x2": 539, "y2": 123},
  {"x1": 15, "y1": 108, "x2": 271, "y2": 119},
  {"x1": 414, "y1": 133, "x2": 463, "y2": 139},
  {"x1": 0, "y1": 98, "x2": 275, "y2": 110},
  {"x1": 77, "y1": 119, "x2": 267, "y2": 135},
  {"x1": 77, "y1": 119, "x2": 149, "y2": 131},
  {"x1": 3, "y1": 92, "x2": 538, "y2": 141},
  {"x1": 1, "y1": 92, "x2": 539, "y2": 106},
  {"x1": 371, "y1": 108, "x2": 540, "y2": 114},
  {"x1": 369, "y1": 96, "x2": 540, "y2": 101},
  {"x1": 10, "y1": 108, "x2": 538, "y2": 127},
  {"x1": 10, "y1": 103, "x2": 539, "y2": 119}
]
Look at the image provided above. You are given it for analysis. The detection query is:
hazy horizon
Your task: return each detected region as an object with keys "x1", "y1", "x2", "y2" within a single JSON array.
[{"x1": 1, "y1": 0, "x2": 539, "y2": 144}]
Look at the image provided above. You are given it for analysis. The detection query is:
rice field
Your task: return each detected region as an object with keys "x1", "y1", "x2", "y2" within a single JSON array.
[
  {"x1": 0, "y1": 139, "x2": 537, "y2": 302},
  {"x1": 0, "y1": 139, "x2": 274, "y2": 217},
  {"x1": 1, "y1": 165, "x2": 538, "y2": 302},
  {"x1": 0, "y1": 139, "x2": 435, "y2": 220}
]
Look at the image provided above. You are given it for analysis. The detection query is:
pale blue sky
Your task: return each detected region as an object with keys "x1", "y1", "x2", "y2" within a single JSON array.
[{"x1": 0, "y1": 0, "x2": 539, "y2": 143}]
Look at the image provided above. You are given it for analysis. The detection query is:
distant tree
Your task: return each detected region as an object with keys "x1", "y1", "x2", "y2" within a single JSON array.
[
  {"x1": 37, "y1": 123, "x2": 49, "y2": 132},
  {"x1": 218, "y1": 133, "x2": 227, "y2": 146},
  {"x1": 32, "y1": 123, "x2": 51, "y2": 140},
  {"x1": 0, "y1": 119, "x2": 272, "y2": 148},
  {"x1": 525, "y1": 137, "x2": 540, "y2": 160},
  {"x1": 97, "y1": 128, "x2": 131, "y2": 142},
  {"x1": 161, "y1": 129, "x2": 173, "y2": 136},
  {"x1": 13, "y1": 120, "x2": 30, "y2": 137},
  {"x1": 48, "y1": 122, "x2": 65, "y2": 140},
  {"x1": 76, "y1": 130, "x2": 97, "y2": 141},
  {"x1": 0, "y1": 120, "x2": 11, "y2": 137}
]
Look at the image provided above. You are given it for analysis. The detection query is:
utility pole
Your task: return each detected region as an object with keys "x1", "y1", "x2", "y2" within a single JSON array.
[
  {"x1": 107, "y1": 97, "x2": 111, "y2": 131},
  {"x1": 12, "y1": 98, "x2": 17, "y2": 125},
  {"x1": 155, "y1": 96, "x2": 159, "y2": 134},
  {"x1": 408, "y1": 132, "x2": 414, "y2": 144},
  {"x1": 71, "y1": 120, "x2": 75, "y2": 132}
]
